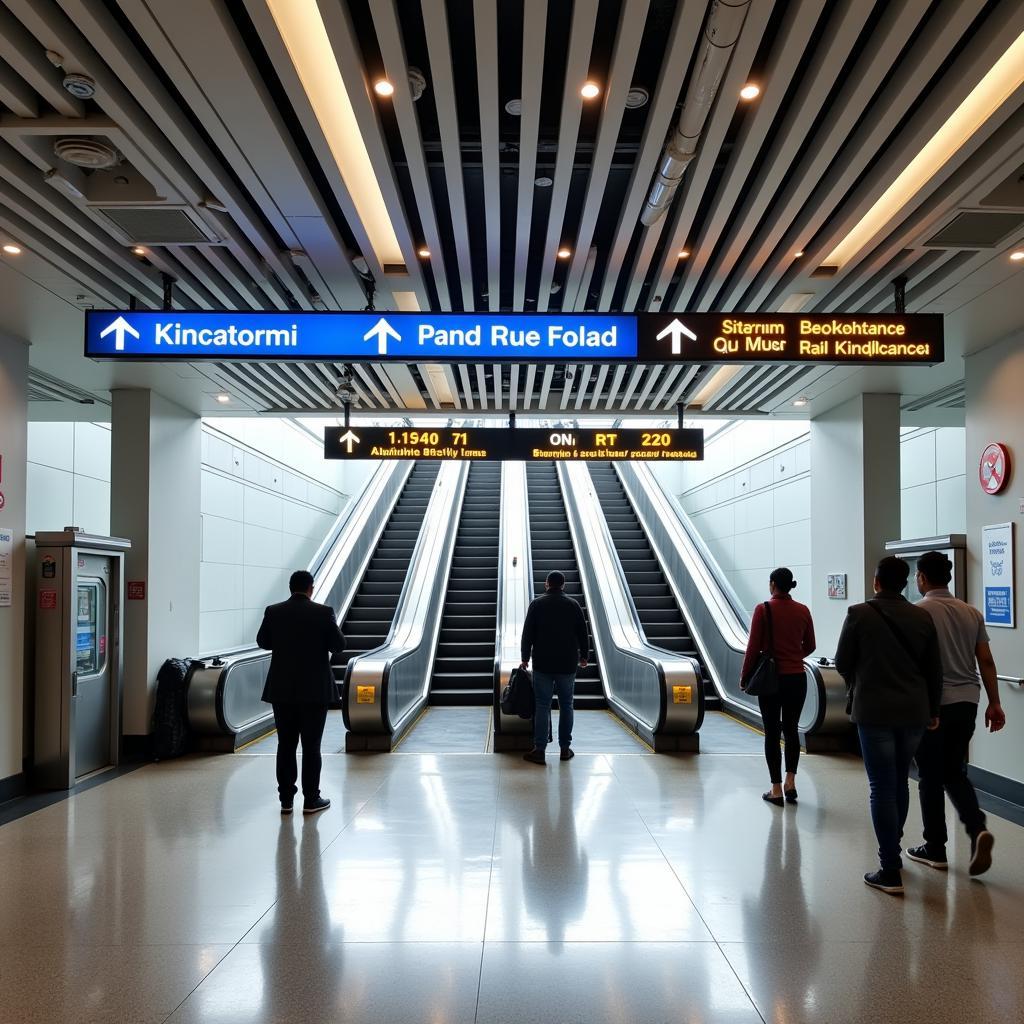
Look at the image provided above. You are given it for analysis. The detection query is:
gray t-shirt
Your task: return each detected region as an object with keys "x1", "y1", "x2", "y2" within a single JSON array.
[{"x1": 919, "y1": 589, "x2": 989, "y2": 705}]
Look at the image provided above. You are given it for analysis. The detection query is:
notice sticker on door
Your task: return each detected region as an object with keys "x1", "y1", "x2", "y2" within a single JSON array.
[
  {"x1": 41, "y1": 555, "x2": 56, "y2": 580},
  {"x1": 356, "y1": 685, "x2": 376, "y2": 704},
  {"x1": 39, "y1": 590, "x2": 58, "y2": 610},
  {"x1": 672, "y1": 685, "x2": 693, "y2": 704},
  {"x1": 127, "y1": 581, "x2": 146, "y2": 600}
]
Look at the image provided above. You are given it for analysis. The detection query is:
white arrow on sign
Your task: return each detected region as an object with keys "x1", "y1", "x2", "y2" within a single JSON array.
[
  {"x1": 337, "y1": 429, "x2": 361, "y2": 454},
  {"x1": 655, "y1": 317, "x2": 698, "y2": 356},
  {"x1": 99, "y1": 315, "x2": 141, "y2": 352},
  {"x1": 363, "y1": 317, "x2": 402, "y2": 356}
]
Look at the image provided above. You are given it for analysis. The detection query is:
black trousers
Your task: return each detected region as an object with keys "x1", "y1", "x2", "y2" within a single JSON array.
[
  {"x1": 915, "y1": 701, "x2": 986, "y2": 847},
  {"x1": 758, "y1": 674, "x2": 807, "y2": 784},
  {"x1": 272, "y1": 703, "x2": 329, "y2": 802}
]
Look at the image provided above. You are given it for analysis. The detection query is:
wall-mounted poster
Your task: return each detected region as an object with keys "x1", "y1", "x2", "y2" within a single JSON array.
[
  {"x1": 982, "y1": 522, "x2": 1015, "y2": 628},
  {"x1": 827, "y1": 573, "x2": 847, "y2": 600}
]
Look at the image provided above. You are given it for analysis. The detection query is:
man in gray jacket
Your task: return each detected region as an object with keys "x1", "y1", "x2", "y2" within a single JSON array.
[{"x1": 835, "y1": 556, "x2": 942, "y2": 896}]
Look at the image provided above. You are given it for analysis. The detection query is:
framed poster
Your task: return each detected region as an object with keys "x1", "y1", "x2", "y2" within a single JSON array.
[{"x1": 982, "y1": 522, "x2": 1015, "y2": 628}]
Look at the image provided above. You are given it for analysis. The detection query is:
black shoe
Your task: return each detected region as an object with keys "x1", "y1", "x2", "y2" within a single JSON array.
[
  {"x1": 560, "y1": 747, "x2": 574, "y2": 761},
  {"x1": 303, "y1": 796, "x2": 331, "y2": 815},
  {"x1": 523, "y1": 749, "x2": 546, "y2": 765},
  {"x1": 762, "y1": 792, "x2": 784, "y2": 807},
  {"x1": 906, "y1": 844, "x2": 947, "y2": 870},
  {"x1": 783, "y1": 787, "x2": 798, "y2": 804},
  {"x1": 864, "y1": 869, "x2": 904, "y2": 895},
  {"x1": 969, "y1": 830, "x2": 994, "y2": 877},
  {"x1": 280, "y1": 801, "x2": 293, "y2": 815}
]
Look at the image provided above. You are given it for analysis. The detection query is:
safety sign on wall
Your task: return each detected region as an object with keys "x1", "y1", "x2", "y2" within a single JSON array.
[
  {"x1": 982, "y1": 522, "x2": 1015, "y2": 628},
  {"x1": 0, "y1": 527, "x2": 12, "y2": 608}
]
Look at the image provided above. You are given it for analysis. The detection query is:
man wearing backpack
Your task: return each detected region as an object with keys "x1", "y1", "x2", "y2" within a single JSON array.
[
  {"x1": 835, "y1": 556, "x2": 943, "y2": 896},
  {"x1": 520, "y1": 570, "x2": 590, "y2": 765}
]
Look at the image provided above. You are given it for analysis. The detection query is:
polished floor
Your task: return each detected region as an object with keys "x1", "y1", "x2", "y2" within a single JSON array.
[{"x1": 2, "y1": 722, "x2": 1024, "y2": 1023}]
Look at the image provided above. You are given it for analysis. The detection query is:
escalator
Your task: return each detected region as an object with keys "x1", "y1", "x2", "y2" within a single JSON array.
[
  {"x1": 587, "y1": 463, "x2": 717, "y2": 709},
  {"x1": 525, "y1": 462, "x2": 604, "y2": 708},
  {"x1": 336, "y1": 462, "x2": 440, "y2": 680},
  {"x1": 429, "y1": 462, "x2": 501, "y2": 705}
]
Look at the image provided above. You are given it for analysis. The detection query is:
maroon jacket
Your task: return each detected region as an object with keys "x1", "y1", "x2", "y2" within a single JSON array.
[{"x1": 741, "y1": 593, "x2": 816, "y2": 681}]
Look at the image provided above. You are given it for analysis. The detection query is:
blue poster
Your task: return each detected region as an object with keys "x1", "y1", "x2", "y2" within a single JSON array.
[{"x1": 982, "y1": 522, "x2": 1015, "y2": 628}]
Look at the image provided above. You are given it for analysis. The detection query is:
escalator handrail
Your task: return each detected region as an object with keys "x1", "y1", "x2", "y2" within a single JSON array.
[
  {"x1": 492, "y1": 460, "x2": 534, "y2": 735},
  {"x1": 558, "y1": 461, "x2": 703, "y2": 740},
  {"x1": 343, "y1": 461, "x2": 469, "y2": 741},
  {"x1": 187, "y1": 461, "x2": 410, "y2": 739},
  {"x1": 615, "y1": 461, "x2": 849, "y2": 737}
]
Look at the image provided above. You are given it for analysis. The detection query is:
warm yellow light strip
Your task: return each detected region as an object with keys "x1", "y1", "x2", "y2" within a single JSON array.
[
  {"x1": 690, "y1": 365, "x2": 743, "y2": 407},
  {"x1": 824, "y1": 30, "x2": 1024, "y2": 269},
  {"x1": 266, "y1": 0, "x2": 404, "y2": 267}
]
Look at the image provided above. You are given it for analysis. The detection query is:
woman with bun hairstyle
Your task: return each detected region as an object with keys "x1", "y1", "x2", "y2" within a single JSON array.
[{"x1": 740, "y1": 568, "x2": 816, "y2": 806}]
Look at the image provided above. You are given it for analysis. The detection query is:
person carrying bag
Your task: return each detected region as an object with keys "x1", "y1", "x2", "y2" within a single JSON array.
[{"x1": 740, "y1": 568, "x2": 817, "y2": 807}]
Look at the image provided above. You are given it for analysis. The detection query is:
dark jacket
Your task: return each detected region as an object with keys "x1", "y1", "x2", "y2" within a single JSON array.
[
  {"x1": 740, "y1": 593, "x2": 816, "y2": 680},
  {"x1": 834, "y1": 592, "x2": 943, "y2": 727},
  {"x1": 257, "y1": 594, "x2": 345, "y2": 705},
  {"x1": 521, "y1": 590, "x2": 590, "y2": 674}
]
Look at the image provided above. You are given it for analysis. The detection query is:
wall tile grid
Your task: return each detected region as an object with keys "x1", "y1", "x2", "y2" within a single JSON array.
[{"x1": 676, "y1": 422, "x2": 966, "y2": 616}]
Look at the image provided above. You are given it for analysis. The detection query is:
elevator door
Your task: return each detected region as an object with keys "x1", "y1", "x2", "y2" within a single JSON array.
[{"x1": 75, "y1": 555, "x2": 112, "y2": 777}]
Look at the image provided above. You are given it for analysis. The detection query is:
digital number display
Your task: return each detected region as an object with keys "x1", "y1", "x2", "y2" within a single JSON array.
[{"x1": 324, "y1": 427, "x2": 705, "y2": 462}]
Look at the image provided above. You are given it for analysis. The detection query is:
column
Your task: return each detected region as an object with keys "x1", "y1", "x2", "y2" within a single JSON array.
[
  {"x1": 110, "y1": 390, "x2": 201, "y2": 744},
  {"x1": 810, "y1": 393, "x2": 901, "y2": 653},
  {"x1": 0, "y1": 330, "x2": 28, "y2": 797}
]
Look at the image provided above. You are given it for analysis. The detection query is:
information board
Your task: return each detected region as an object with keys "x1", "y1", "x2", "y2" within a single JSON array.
[
  {"x1": 324, "y1": 426, "x2": 704, "y2": 462},
  {"x1": 982, "y1": 522, "x2": 1015, "y2": 628},
  {"x1": 85, "y1": 310, "x2": 943, "y2": 366}
]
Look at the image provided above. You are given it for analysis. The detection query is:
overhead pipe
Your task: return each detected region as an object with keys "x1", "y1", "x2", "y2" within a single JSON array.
[{"x1": 640, "y1": 0, "x2": 752, "y2": 227}]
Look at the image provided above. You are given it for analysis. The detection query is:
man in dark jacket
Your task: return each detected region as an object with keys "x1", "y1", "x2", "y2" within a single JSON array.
[
  {"x1": 520, "y1": 570, "x2": 590, "y2": 765},
  {"x1": 835, "y1": 556, "x2": 942, "y2": 895},
  {"x1": 257, "y1": 570, "x2": 345, "y2": 814}
]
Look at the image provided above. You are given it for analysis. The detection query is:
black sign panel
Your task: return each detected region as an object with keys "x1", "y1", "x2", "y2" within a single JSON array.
[
  {"x1": 637, "y1": 312, "x2": 943, "y2": 364},
  {"x1": 324, "y1": 426, "x2": 705, "y2": 462}
]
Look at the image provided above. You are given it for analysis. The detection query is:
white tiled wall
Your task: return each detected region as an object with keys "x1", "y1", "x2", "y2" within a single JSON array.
[
  {"x1": 27, "y1": 422, "x2": 112, "y2": 535},
  {"x1": 899, "y1": 427, "x2": 967, "y2": 538},
  {"x1": 673, "y1": 421, "x2": 967, "y2": 616}
]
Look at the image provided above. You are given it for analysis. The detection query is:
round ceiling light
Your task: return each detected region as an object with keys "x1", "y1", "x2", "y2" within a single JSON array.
[
  {"x1": 132, "y1": 246, "x2": 146, "y2": 256},
  {"x1": 557, "y1": 247, "x2": 572, "y2": 259},
  {"x1": 625, "y1": 86, "x2": 649, "y2": 109},
  {"x1": 418, "y1": 248, "x2": 430, "y2": 258},
  {"x1": 2, "y1": 243, "x2": 22, "y2": 255},
  {"x1": 373, "y1": 79, "x2": 395, "y2": 97},
  {"x1": 794, "y1": 250, "x2": 805, "y2": 258},
  {"x1": 62, "y1": 73, "x2": 96, "y2": 99},
  {"x1": 215, "y1": 393, "x2": 231, "y2": 404},
  {"x1": 534, "y1": 175, "x2": 553, "y2": 187},
  {"x1": 504, "y1": 98, "x2": 523, "y2": 116},
  {"x1": 677, "y1": 249, "x2": 690, "y2": 259},
  {"x1": 739, "y1": 83, "x2": 760, "y2": 100},
  {"x1": 793, "y1": 396, "x2": 808, "y2": 407},
  {"x1": 1010, "y1": 250, "x2": 1024, "y2": 262},
  {"x1": 580, "y1": 82, "x2": 601, "y2": 100}
]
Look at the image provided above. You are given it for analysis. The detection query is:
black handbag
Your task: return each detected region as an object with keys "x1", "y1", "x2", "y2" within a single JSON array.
[{"x1": 744, "y1": 602, "x2": 779, "y2": 697}]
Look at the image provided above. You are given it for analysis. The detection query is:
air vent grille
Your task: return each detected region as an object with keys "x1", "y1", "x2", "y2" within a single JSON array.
[
  {"x1": 28, "y1": 369, "x2": 104, "y2": 405},
  {"x1": 92, "y1": 206, "x2": 216, "y2": 244}
]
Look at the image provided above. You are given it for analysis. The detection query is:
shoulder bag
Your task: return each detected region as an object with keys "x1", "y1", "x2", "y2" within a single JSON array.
[{"x1": 744, "y1": 602, "x2": 779, "y2": 697}]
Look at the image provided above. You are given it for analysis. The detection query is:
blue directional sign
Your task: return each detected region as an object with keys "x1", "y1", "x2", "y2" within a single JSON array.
[
  {"x1": 84, "y1": 309, "x2": 944, "y2": 365},
  {"x1": 85, "y1": 310, "x2": 638, "y2": 362}
]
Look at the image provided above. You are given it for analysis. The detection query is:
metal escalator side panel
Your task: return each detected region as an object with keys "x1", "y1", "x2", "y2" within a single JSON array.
[{"x1": 344, "y1": 462, "x2": 470, "y2": 745}]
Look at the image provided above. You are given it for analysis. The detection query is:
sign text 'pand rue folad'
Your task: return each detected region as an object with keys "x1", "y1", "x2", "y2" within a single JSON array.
[
  {"x1": 85, "y1": 311, "x2": 943, "y2": 366},
  {"x1": 324, "y1": 427, "x2": 705, "y2": 462}
]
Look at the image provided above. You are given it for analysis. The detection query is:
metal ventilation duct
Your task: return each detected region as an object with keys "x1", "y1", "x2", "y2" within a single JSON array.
[{"x1": 640, "y1": 0, "x2": 751, "y2": 227}]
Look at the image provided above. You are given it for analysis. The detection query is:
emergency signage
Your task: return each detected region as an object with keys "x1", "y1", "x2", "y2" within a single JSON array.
[
  {"x1": 85, "y1": 310, "x2": 944, "y2": 366},
  {"x1": 324, "y1": 426, "x2": 705, "y2": 462}
]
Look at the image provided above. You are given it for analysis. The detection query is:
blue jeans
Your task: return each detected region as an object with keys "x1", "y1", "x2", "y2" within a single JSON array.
[
  {"x1": 858, "y1": 725, "x2": 925, "y2": 872},
  {"x1": 533, "y1": 671, "x2": 575, "y2": 750}
]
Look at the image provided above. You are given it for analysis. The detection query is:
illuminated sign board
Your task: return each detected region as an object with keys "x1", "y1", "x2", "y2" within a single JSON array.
[
  {"x1": 324, "y1": 427, "x2": 705, "y2": 462},
  {"x1": 84, "y1": 310, "x2": 942, "y2": 365}
]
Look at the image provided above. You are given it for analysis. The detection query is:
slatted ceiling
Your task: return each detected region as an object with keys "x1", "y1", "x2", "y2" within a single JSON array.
[
  {"x1": 455, "y1": 364, "x2": 472, "y2": 410},
  {"x1": 351, "y1": 365, "x2": 389, "y2": 407},
  {"x1": 509, "y1": 364, "x2": 520, "y2": 409},
  {"x1": 588, "y1": 365, "x2": 610, "y2": 410},
  {"x1": 604, "y1": 364, "x2": 627, "y2": 408},
  {"x1": 662, "y1": 365, "x2": 700, "y2": 410},
  {"x1": 573, "y1": 365, "x2": 593, "y2": 410},
  {"x1": 632, "y1": 365, "x2": 662, "y2": 410},
  {"x1": 296, "y1": 363, "x2": 340, "y2": 408},
  {"x1": 522, "y1": 364, "x2": 537, "y2": 411},
  {"x1": 537, "y1": 365, "x2": 554, "y2": 408}
]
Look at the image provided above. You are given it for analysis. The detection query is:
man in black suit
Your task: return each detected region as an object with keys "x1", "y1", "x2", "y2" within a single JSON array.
[{"x1": 257, "y1": 570, "x2": 345, "y2": 814}]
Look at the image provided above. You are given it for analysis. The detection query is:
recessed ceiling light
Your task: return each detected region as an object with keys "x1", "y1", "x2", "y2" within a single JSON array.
[
  {"x1": 580, "y1": 82, "x2": 601, "y2": 100},
  {"x1": 132, "y1": 246, "x2": 146, "y2": 256},
  {"x1": 794, "y1": 250, "x2": 804, "y2": 258},
  {"x1": 1010, "y1": 250, "x2": 1024, "y2": 262},
  {"x1": 740, "y1": 83, "x2": 760, "y2": 100},
  {"x1": 373, "y1": 79, "x2": 394, "y2": 97},
  {"x1": 2, "y1": 243, "x2": 21, "y2": 255},
  {"x1": 534, "y1": 175, "x2": 553, "y2": 187},
  {"x1": 625, "y1": 86, "x2": 649, "y2": 109},
  {"x1": 418, "y1": 248, "x2": 430, "y2": 258},
  {"x1": 793, "y1": 397, "x2": 808, "y2": 407},
  {"x1": 557, "y1": 247, "x2": 572, "y2": 259},
  {"x1": 677, "y1": 249, "x2": 690, "y2": 259},
  {"x1": 215, "y1": 393, "x2": 231, "y2": 404},
  {"x1": 504, "y1": 98, "x2": 522, "y2": 116}
]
